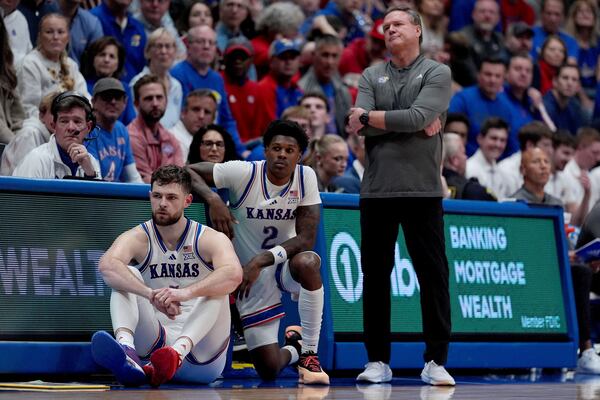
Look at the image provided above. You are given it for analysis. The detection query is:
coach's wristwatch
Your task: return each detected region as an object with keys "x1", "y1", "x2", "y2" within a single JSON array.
[{"x1": 359, "y1": 111, "x2": 370, "y2": 126}]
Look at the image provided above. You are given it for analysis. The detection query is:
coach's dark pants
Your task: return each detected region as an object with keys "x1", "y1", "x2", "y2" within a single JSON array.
[
  {"x1": 360, "y1": 197, "x2": 451, "y2": 365},
  {"x1": 572, "y1": 263, "x2": 593, "y2": 348}
]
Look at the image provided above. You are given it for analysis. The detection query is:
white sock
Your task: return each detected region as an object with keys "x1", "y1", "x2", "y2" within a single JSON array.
[
  {"x1": 115, "y1": 329, "x2": 135, "y2": 348},
  {"x1": 298, "y1": 286, "x2": 324, "y2": 354},
  {"x1": 283, "y1": 345, "x2": 299, "y2": 365},
  {"x1": 172, "y1": 336, "x2": 194, "y2": 362}
]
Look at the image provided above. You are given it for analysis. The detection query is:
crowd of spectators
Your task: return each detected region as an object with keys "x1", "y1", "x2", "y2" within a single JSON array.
[{"x1": 3, "y1": 0, "x2": 600, "y2": 221}]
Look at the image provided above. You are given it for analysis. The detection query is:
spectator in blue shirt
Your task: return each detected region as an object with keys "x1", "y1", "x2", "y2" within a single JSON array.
[
  {"x1": 170, "y1": 25, "x2": 246, "y2": 157},
  {"x1": 87, "y1": 77, "x2": 143, "y2": 182},
  {"x1": 500, "y1": 54, "x2": 556, "y2": 138},
  {"x1": 312, "y1": 0, "x2": 367, "y2": 45},
  {"x1": 91, "y1": 0, "x2": 147, "y2": 83},
  {"x1": 53, "y1": 0, "x2": 104, "y2": 64},
  {"x1": 449, "y1": 57, "x2": 515, "y2": 156},
  {"x1": 134, "y1": 0, "x2": 186, "y2": 58},
  {"x1": 543, "y1": 63, "x2": 590, "y2": 135},
  {"x1": 531, "y1": 0, "x2": 579, "y2": 63},
  {"x1": 564, "y1": 0, "x2": 600, "y2": 104},
  {"x1": 215, "y1": 0, "x2": 248, "y2": 52}
]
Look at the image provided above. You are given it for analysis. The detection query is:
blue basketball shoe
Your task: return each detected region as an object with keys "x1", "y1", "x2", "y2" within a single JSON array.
[{"x1": 91, "y1": 331, "x2": 147, "y2": 386}]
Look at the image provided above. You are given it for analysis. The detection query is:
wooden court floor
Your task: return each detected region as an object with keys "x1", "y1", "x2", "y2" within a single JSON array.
[{"x1": 0, "y1": 372, "x2": 599, "y2": 400}]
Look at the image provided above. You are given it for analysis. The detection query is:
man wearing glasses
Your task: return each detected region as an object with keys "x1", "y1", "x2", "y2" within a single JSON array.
[{"x1": 88, "y1": 77, "x2": 143, "y2": 183}]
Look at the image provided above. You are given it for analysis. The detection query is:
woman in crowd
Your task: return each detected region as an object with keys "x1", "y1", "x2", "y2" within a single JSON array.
[
  {"x1": 187, "y1": 124, "x2": 240, "y2": 164},
  {"x1": 533, "y1": 35, "x2": 568, "y2": 95},
  {"x1": 176, "y1": 0, "x2": 214, "y2": 38},
  {"x1": 80, "y1": 36, "x2": 136, "y2": 125},
  {"x1": 17, "y1": 13, "x2": 89, "y2": 118},
  {"x1": 0, "y1": 17, "x2": 25, "y2": 144},
  {"x1": 305, "y1": 134, "x2": 360, "y2": 193},
  {"x1": 129, "y1": 28, "x2": 182, "y2": 129},
  {"x1": 565, "y1": 0, "x2": 600, "y2": 107},
  {"x1": 416, "y1": 0, "x2": 448, "y2": 59}
]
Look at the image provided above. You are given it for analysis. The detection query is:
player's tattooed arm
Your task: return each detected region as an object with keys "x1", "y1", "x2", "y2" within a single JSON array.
[{"x1": 283, "y1": 204, "x2": 321, "y2": 257}]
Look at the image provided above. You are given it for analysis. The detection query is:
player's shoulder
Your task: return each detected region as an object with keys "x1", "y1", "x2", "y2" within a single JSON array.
[
  {"x1": 123, "y1": 223, "x2": 152, "y2": 243},
  {"x1": 197, "y1": 224, "x2": 230, "y2": 244},
  {"x1": 215, "y1": 160, "x2": 257, "y2": 174}
]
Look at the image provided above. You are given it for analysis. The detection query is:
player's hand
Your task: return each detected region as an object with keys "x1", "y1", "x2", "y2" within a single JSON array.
[
  {"x1": 590, "y1": 260, "x2": 600, "y2": 273},
  {"x1": 424, "y1": 118, "x2": 442, "y2": 136},
  {"x1": 152, "y1": 287, "x2": 189, "y2": 305},
  {"x1": 208, "y1": 198, "x2": 238, "y2": 240},
  {"x1": 152, "y1": 300, "x2": 181, "y2": 320},
  {"x1": 237, "y1": 262, "x2": 261, "y2": 300},
  {"x1": 151, "y1": 288, "x2": 185, "y2": 319}
]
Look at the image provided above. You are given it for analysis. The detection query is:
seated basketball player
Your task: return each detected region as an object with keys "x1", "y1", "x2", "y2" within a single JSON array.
[
  {"x1": 90, "y1": 165, "x2": 242, "y2": 387},
  {"x1": 187, "y1": 120, "x2": 330, "y2": 384}
]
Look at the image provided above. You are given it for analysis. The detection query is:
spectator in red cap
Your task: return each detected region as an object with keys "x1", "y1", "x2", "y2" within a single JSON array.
[
  {"x1": 339, "y1": 19, "x2": 387, "y2": 80},
  {"x1": 222, "y1": 37, "x2": 260, "y2": 143},
  {"x1": 254, "y1": 38, "x2": 304, "y2": 136}
]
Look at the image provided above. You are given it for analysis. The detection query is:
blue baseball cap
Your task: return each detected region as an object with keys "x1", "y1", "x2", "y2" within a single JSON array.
[{"x1": 269, "y1": 39, "x2": 301, "y2": 58}]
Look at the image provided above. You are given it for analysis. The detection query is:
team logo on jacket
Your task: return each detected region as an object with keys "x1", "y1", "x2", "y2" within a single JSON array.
[{"x1": 378, "y1": 76, "x2": 389, "y2": 84}]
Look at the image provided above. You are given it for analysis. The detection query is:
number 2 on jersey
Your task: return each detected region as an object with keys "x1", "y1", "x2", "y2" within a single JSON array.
[{"x1": 261, "y1": 226, "x2": 279, "y2": 249}]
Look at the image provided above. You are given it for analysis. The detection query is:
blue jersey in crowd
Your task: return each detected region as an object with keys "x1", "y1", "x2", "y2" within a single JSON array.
[
  {"x1": 91, "y1": 2, "x2": 147, "y2": 83},
  {"x1": 85, "y1": 121, "x2": 136, "y2": 182}
]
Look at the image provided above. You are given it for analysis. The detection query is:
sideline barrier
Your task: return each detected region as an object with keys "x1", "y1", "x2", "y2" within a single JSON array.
[{"x1": 0, "y1": 177, "x2": 577, "y2": 373}]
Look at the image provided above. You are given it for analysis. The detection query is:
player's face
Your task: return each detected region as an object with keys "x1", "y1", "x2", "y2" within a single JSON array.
[
  {"x1": 264, "y1": 135, "x2": 302, "y2": 184},
  {"x1": 150, "y1": 183, "x2": 192, "y2": 226}
]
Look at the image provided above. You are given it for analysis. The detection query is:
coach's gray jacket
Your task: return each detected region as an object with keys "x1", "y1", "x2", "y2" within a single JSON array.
[{"x1": 356, "y1": 55, "x2": 452, "y2": 198}]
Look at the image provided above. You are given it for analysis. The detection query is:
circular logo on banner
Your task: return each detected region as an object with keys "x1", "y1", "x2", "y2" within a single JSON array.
[{"x1": 330, "y1": 232, "x2": 363, "y2": 303}]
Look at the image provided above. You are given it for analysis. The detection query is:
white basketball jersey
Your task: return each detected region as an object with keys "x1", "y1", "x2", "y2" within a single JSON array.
[
  {"x1": 135, "y1": 218, "x2": 213, "y2": 311},
  {"x1": 213, "y1": 160, "x2": 321, "y2": 265}
]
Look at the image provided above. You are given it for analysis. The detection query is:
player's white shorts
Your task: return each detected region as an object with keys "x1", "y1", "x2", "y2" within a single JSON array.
[{"x1": 238, "y1": 251, "x2": 320, "y2": 351}]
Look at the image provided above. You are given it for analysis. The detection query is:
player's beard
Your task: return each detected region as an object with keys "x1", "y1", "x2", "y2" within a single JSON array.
[{"x1": 152, "y1": 209, "x2": 182, "y2": 226}]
